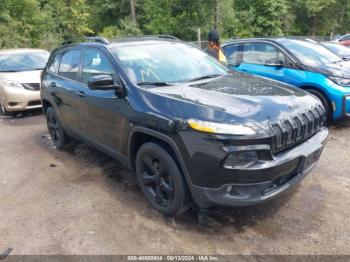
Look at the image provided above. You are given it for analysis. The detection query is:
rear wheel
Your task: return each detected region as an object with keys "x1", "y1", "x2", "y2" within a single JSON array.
[
  {"x1": 45, "y1": 107, "x2": 68, "y2": 149},
  {"x1": 135, "y1": 142, "x2": 192, "y2": 216},
  {"x1": 305, "y1": 88, "x2": 332, "y2": 122}
]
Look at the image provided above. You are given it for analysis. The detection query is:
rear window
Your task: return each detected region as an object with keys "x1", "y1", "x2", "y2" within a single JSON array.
[
  {"x1": 47, "y1": 53, "x2": 60, "y2": 74},
  {"x1": 58, "y1": 49, "x2": 81, "y2": 81}
]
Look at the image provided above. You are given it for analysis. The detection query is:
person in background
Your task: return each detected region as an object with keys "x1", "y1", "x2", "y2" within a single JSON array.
[{"x1": 206, "y1": 29, "x2": 227, "y2": 65}]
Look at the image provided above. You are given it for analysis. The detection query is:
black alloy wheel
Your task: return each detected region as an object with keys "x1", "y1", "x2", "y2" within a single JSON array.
[
  {"x1": 136, "y1": 142, "x2": 191, "y2": 216},
  {"x1": 45, "y1": 107, "x2": 67, "y2": 149},
  {"x1": 141, "y1": 154, "x2": 174, "y2": 207}
]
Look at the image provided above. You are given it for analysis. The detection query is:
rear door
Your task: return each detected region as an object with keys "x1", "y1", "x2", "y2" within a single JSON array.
[
  {"x1": 78, "y1": 47, "x2": 130, "y2": 155},
  {"x1": 239, "y1": 42, "x2": 287, "y2": 82},
  {"x1": 47, "y1": 48, "x2": 84, "y2": 132}
]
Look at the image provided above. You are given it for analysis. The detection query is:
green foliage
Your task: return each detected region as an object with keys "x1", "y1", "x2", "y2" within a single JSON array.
[
  {"x1": 100, "y1": 18, "x2": 142, "y2": 38},
  {"x1": 1, "y1": 0, "x2": 350, "y2": 50}
]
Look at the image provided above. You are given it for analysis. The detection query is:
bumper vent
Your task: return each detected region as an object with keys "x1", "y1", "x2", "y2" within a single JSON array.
[
  {"x1": 22, "y1": 83, "x2": 40, "y2": 91},
  {"x1": 270, "y1": 105, "x2": 326, "y2": 154}
]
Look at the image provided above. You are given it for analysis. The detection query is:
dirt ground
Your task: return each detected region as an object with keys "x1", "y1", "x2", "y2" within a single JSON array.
[{"x1": 0, "y1": 110, "x2": 349, "y2": 255}]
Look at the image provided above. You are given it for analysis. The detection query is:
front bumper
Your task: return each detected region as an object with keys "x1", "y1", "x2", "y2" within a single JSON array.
[
  {"x1": 1, "y1": 86, "x2": 41, "y2": 112},
  {"x1": 190, "y1": 128, "x2": 328, "y2": 208}
]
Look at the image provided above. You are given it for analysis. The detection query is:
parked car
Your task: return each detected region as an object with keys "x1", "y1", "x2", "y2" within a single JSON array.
[
  {"x1": 222, "y1": 38, "x2": 350, "y2": 121},
  {"x1": 0, "y1": 49, "x2": 50, "y2": 116},
  {"x1": 321, "y1": 42, "x2": 350, "y2": 60},
  {"x1": 41, "y1": 36, "x2": 328, "y2": 217},
  {"x1": 332, "y1": 34, "x2": 350, "y2": 47}
]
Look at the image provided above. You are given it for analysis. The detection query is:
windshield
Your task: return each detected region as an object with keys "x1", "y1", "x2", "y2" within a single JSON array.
[
  {"x1": 277, "y1": 39, "x2": 343, "y2": 66},
  {"x1": 0, "y1": 52, "x2": 49, "y2": 72},
  {"x1": 323, "y1": 42, "x2": 350, "y2": 57},
  {"x1": 111, "y1": 42, "x2": 229, "y2": 85}
]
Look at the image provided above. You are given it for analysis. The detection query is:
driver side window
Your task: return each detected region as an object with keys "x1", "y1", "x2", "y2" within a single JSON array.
[
  {"x1": 223, "y1": 44, "x2": 243, "y2": 66},
  {"x1": 82, "y1": 48, "x2": 115, "y2": 85},
  {"x1": 242, "y1": 43, "x2": 285, "y2": 65}
]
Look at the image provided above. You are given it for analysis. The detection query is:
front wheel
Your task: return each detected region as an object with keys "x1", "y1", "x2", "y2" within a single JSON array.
[
  {"x1": 305, "y1": 88, "x2": 332, "y2": 122},
  {"x1": 45, "y1": 107, "x2": 68, "y2": 149},
  {"x1": 0, "y1": 98, "x2": 13, "y2": 116},
  {"x1": 135, "y1": 142, "x2": 192, "y2": 216}
]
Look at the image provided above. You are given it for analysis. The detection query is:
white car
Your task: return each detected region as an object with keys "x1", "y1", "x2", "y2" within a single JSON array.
[{"x1": 0, "y1": 49, "x2": 50, "y2": 116}]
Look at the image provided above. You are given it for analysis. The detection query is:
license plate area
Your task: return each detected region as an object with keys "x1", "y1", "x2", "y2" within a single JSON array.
[{"x1": 304, "y1": 148, "x2": 322, "y2": 171}]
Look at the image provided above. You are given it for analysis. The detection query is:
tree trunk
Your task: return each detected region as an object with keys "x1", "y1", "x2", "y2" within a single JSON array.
[
  {"x1": 214, "y1": 0, "x2": 220, "y2": 29},
  {"x1": 130, "y1": 0, "x2": 136, "y2": 23}
]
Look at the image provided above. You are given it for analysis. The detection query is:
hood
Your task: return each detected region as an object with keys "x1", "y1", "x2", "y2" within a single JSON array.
[
  {"x1": 0, "y1": 70, "x2": 42, "y2": 84},
  {"x1": 140, "y1": 73, "x2": 321, "y2": 128},
  {"x1": 309, "y1": 60, "x2": 350, "y2": 78}
]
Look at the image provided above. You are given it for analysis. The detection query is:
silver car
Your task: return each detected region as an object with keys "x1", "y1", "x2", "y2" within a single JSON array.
[{"x1": 0, "y1": 49, "x2": 50, "y2": 115}]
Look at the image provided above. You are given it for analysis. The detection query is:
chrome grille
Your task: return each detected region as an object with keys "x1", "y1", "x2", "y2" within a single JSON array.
[
  {"x1": 22, "y1": 83, "x2": 40, "y2": 91},
  {"x1": 270, "y1": 105, "x2": 326, "y2": 154}
]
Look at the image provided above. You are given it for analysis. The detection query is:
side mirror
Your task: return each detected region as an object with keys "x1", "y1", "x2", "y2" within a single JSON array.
[{"x1": 88, "y1": 75, "x2": 124, "y2": 95}]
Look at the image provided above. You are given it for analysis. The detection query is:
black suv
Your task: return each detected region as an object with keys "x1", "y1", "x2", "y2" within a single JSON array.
[{"x1": 41, "y1": 36, "x2": 329, "y2": 216}]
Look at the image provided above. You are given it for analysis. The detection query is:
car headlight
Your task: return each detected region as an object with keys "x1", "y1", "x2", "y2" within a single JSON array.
[
  {"x1": 329, "y1": 76, "x2": 350, "y2": 87},
  {"x1": 188, "y1": 119, "x2": 256, "y2": 135},
  {"x1": 0, "y1": 80, "x2": 23, "y2": 89}
]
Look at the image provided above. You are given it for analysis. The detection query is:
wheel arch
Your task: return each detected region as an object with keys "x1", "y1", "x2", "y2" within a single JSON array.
[
  {"x1": 42, "y1": 99, "x2": 52, "y2": 114},
  {"x1": 127, "y1": 127, "x2": 193, "y2": 188},
  {"x1": 300, "y1": 85, "x2": 333, "y2": 110},
  {"x1": 300, "y1": 85, "x2": 335, "y2": 122}
]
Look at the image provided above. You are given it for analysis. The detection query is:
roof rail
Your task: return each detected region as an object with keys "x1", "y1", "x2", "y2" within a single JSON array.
[
  {"x1": 85, "y1": 36, "x2": 110, "y2": 44},
  {"x1": 61, "y1": 36, "x2": 110, "y2": 46},
  {"x1": 153, "y1": 35, "x2": 179, "y2": 40},
  {"x1": 111, "y1": 35, "x2": 180, "y2": 42}
]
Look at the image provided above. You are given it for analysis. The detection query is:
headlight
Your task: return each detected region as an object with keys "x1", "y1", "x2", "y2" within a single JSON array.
[
  {"x1": 188, "y1": 119, "x2": 256, "y2": 135},
  {"x1": 0, "y1": 80, "x2": 23, "y2": 89},
  {"x1": 329, "y1": 76, "x2": 350, "y2": 87}
]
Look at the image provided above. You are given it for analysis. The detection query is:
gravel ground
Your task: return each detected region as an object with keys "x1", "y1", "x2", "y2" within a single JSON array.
[{"x1": 0, "y1": 110, "x2": 349, "y2": 255}]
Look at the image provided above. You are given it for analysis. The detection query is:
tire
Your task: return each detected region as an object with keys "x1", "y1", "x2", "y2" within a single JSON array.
[
  {"x1": 305, "y1": 88, "x2": 332, "y2": 123},
  {"x1": 45, "y1": 107, "x2": 68, "y2": 149},
  {"x1": 0, "y1": 98, "x2": 13, "y2": 117},
  {"x1": 135, "y1": 142, "x2": 192, "y2": 216}
]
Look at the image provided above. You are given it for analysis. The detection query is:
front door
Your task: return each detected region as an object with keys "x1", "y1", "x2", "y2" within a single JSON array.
[
  {"x1": 78, "y1": 47, "x2": 130, "y2": 154},
  {"x1": 224, "y1": 42, "x2": 289, "y2": 83}
]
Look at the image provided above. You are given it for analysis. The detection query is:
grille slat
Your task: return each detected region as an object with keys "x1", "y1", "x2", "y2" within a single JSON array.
[{"x1": 270, "y1": 107, "x2": 326, "y2": 154}]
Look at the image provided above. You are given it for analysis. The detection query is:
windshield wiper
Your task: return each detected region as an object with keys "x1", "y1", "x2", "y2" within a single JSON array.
[
  {"x1": 137, "y1": 81, "x2": 172, "y2": 87},
  {"x1": 187, "y1": 74, "x2": 225, "y2": 82}
]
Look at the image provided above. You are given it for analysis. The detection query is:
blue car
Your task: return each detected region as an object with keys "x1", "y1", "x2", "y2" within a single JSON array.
[{"x1": 222, "y1": 38, "x2": 350, "y2": 121}]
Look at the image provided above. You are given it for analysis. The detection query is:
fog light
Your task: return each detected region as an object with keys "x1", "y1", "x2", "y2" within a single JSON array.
[
  {"x1": 8, "y1": 102, "x2": 18, "y2": 107},
  {"x1": 223, "y1": 151, "x2": 258, "y2": 169}
]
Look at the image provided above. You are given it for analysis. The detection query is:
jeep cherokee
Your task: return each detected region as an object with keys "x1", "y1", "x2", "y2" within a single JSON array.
[{"x1": 41, "y1": 36, "x2": 329, "y2": 216}]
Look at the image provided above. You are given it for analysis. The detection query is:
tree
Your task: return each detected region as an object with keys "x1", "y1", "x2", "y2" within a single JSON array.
[
  {"x1": 233, "y1": 0, "x2": 288, "y2": 37},
  {"x1": 0, "y1": 0, "x2": 48, "y2": 48},
  {"x1": 130, "y1": 0, "x2": 136, "y2": 23}
]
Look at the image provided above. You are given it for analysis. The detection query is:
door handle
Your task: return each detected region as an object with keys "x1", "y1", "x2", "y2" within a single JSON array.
[
  {"x1": 241, "y1": 69, "x2": 247, "y2": 72},
  {"x1": 49, "y1": 82, "x2": 56, "y2": 88},
  {"x1": 75, "y1": 91, "x2": 86, "y2": 97}
]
